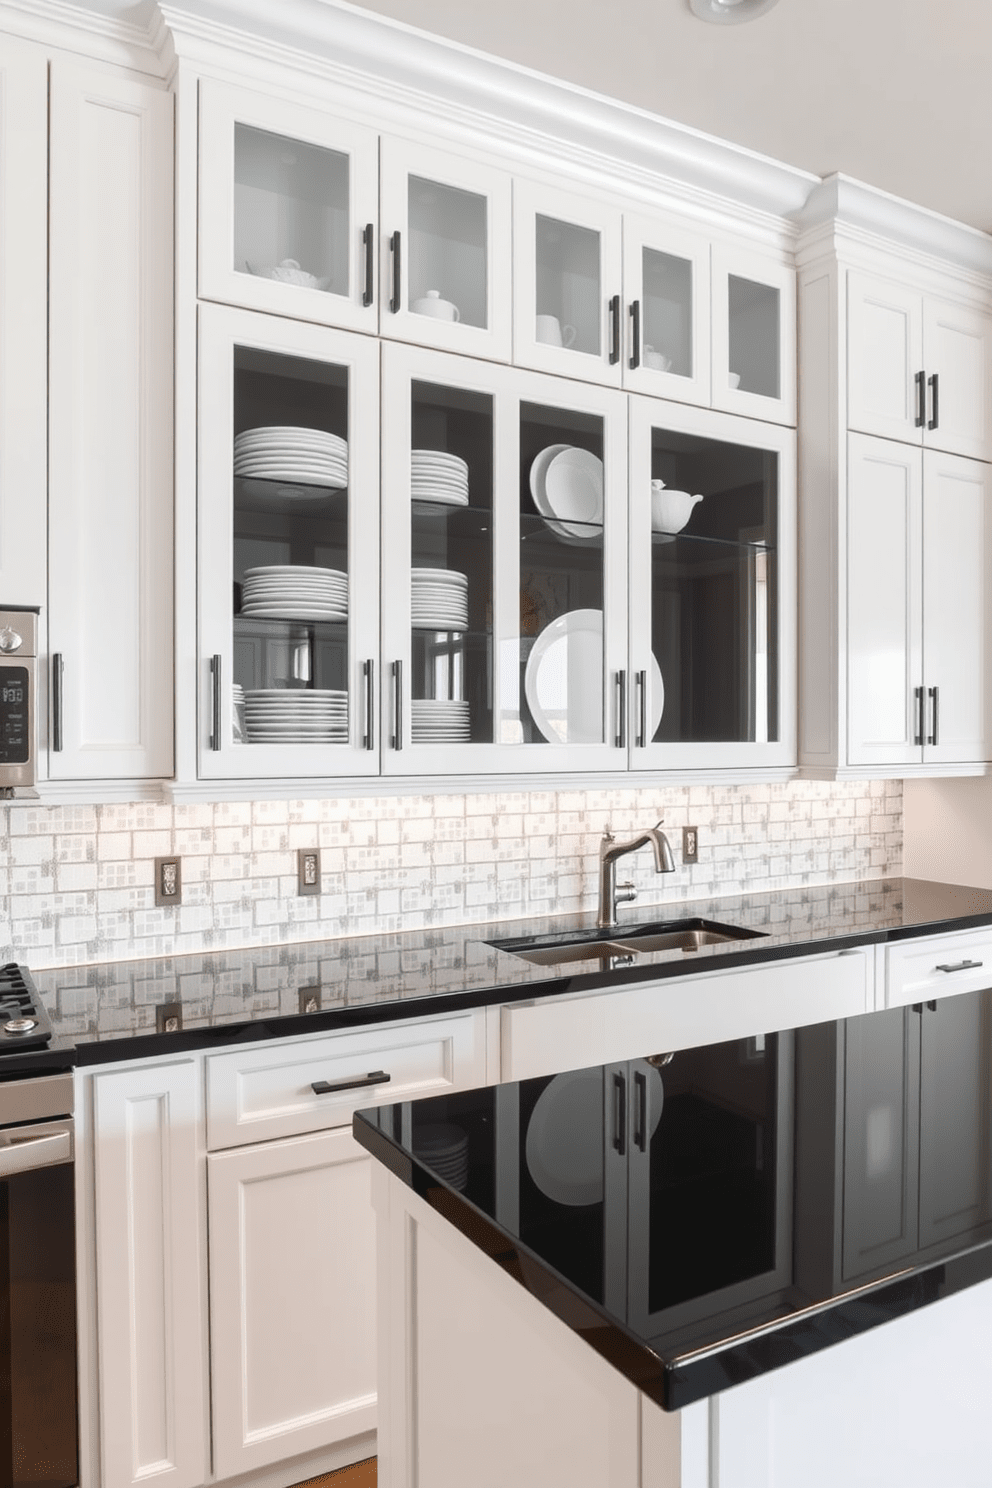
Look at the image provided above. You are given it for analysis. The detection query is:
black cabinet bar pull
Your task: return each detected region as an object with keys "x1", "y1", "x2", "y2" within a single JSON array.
[
  {"x1": 609, "y1": 293, "x2": 621, "y2": 365},
  {"x1": 391, "y1": 659, "x2": 403, "y2": 750},
  {"x1": 210, "y1": 653, "x2": 222, "y2": 752},
  {"x1": 636, "y1": 668, "x2": 647, "y2": 748},
  {"x1": 612, "y1": 1071, "x2": 626, "y2": 1156},
  {"x1": 389, "y1": 231, "x2": 402, "y2": 314},
  {"x1": 935, "y1": 959, "x2": 983, "y2": 974},
  {"x1": 928, "y1": 372, "x2": 939, "y2": 430},
  {"x1": 928, "y1": 685, "x2": 939, "y2": 747},
  {"x1": 51, "y1": 652, "x2": 64, "y2": 752},
  {"x1": 915, "y1": 369, "x2": 926, "y2": 428},
  {"x1": 362, "y1": 223, "x2": 374, "y2": 308},
  {"x1": 615, "y1": 670, "x2": 627, "y2": 749},
  {"x1": 363, "y1": 658, "x2": 375, "y2": 751},
  {"x1": 633, "y1": 1069, "x2": 647, "y2": 1152},
  {"x1": 913, "y1": 685, "x2": 925, "y2": 746},
  {"x1": 629, "y1": 299, "x2": 641, "y2": 370},
  {"x1": 312, "y1": 1070, "x2": 391, "y2": 1096}
]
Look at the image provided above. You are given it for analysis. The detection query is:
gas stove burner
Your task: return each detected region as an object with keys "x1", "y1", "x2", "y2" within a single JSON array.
[
  {"x1": 3, "y1": 1017, "x2": 38, "y2": 1036},
  {"x1": 0, "y1": 963, "x2": 52, "y2": 1052}
]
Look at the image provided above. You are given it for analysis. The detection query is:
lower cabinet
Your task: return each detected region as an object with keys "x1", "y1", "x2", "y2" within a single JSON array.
[{"x1": 207, "y1": 1128, "x2": 377, "y2": 1477}]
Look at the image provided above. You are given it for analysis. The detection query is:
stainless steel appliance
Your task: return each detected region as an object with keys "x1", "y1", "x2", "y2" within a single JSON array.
[
  {"x1": 0, "y1": 608, "x2": 39, "y2": 796},
  {"x1": 0, "y1": 965, "x2": 77, "y2": 1486}
]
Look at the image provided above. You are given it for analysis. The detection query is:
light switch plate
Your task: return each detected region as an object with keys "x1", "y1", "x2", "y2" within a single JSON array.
[{"x1": 683, "y1": 826, "x2": 699, "y2": 864}]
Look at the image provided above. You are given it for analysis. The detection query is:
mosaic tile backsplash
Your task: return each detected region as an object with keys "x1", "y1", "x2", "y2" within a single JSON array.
[{"x1": 0, "y1": 780, "x2": 903, "y2": 970}]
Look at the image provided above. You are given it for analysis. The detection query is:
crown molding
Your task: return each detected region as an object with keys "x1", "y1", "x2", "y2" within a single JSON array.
[{"x1": 0, "y1": 0, "x2": 165, "y2": 73}]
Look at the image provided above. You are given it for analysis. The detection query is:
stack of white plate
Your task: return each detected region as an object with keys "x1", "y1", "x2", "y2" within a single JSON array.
[
  {"x1": 240, "y1": 565, "x2": 348, "y2": 622},
  {"x1": 411, "y1": 449, "x2": 469, "y2": 508},
  {"x1": 411, "y1": 568, "x2": 469, "y2": 630},
  {"x1": 412, "y1": 1123, "x2": 470, "y2": 1191},
  {"x1": 411, "y1": 699, "x2": 471, "y2": 743},
  {"x1": 232, "y1": 682, "x2": 246, "y2": 744},
  {"x1": 243, "y1": 689, "x2": 348, "y2": 744},
  {"x1": 234, "y1": 427, "x2": 348, "y2": 489}
]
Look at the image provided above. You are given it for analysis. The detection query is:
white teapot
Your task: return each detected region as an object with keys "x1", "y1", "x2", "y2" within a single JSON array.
[{"x1": 650, "y1": 480, "x2": 703, "y2": 535}]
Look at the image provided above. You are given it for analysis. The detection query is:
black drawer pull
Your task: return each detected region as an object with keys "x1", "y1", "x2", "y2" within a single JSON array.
[
  {"x1": 612, "y1": 1071, "x2": 626, "y2": 1156},
  {"x1": 935, "y1": 959, "x2": 983, "y2": 974},
  {"x1": 362, "y1": 223, "x2": 374, "y2": 307},
  {"x1": 312, "y1": 1070, "x2": 391, "y2": 1096}
]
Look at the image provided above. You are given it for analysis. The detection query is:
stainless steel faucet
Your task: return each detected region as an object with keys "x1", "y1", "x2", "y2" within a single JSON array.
[{"x1": 597, "y1": 822, "x2": 675, "y2": 928}]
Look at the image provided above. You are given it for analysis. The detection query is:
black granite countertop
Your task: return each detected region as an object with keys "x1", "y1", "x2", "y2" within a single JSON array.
[
  {"x1": 24, "y1": 875, "x2": 992, "y2": 1066},
  {"x1": 354, "y1": 981, "x2": 992, "y2": 1409}
]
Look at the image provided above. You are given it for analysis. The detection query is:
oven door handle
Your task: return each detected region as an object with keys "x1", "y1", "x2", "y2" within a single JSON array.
[{"x1": 0, "y1": 1126, "x2": 73, "y2": 1178}]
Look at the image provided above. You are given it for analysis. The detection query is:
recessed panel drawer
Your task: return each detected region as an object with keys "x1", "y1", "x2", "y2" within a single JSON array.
[
  {"x1": 206, "y1": 1010, "x2": 486, "y2": 1149},
  {"x1": 885, "y1": 928, "x2": 992, "y2": 1008}
]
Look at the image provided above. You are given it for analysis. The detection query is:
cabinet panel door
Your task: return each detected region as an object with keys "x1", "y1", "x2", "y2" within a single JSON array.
[
  {"x1": 0, "y1": 36, "x2": 47, "y2": 608},
  {"x1": 847, "y1": 271, "x2": 924, "y2": 445},
  {"x1": 846, "y1": 434, "x2": 923, "y2": 767},
  {"x1": 711, "y1": 245, "x2": 796, "y2": 426},
  {"x1": 918, "y1": 994, "x2": 991, "y2": 1249},
  {"x1": 923, "y1": 296, "x2": 992, "y2": 461},
  {"x1": 922, "y1": 450, "x2": 992, "y2": 766},
  {"x1": 379, "y1": 135, "x2": 512, "y2": 362},
  {"x1": 48, "y1": 62, "x2": 174, "y2": 779},
  {"x1": 198, "y1": 80, "x2": 379, "y2": 334},
  {"x1": 622, "y1": 215, "x2": 710, "y2": 406},
  {"x1": 208, "y1": 1128, "x2": 377, "y2": 1477}
]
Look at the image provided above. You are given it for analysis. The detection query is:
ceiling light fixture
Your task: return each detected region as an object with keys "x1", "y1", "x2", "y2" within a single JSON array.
[{"x1": 689, "y1": 0, "x2": 781, "y2": 23}]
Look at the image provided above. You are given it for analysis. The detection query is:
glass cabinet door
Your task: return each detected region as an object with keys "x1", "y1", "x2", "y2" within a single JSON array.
[
  {"x1": 198, "y1": 80, "x2": 379, "y2": 334},
  {"x1": 622, "y1": 216, "x2": 710, "y2": 407},
  {"x1": 513, "y1": 180, "x2": 624, "y2": 388},
  {"x1": 198, "y1": 303, "x2": 380, "y2": 778},
  {"x1": 379, "y1": 137, "x2": 512, "y2": 362},
  {"x1": 628, "y1": 396, "x2": 796, "y2": 771},
  {"x1": 711, "y1": 246, "x2": 796, "y2": 425},
  {"x1": 381, "y1": 345, "x2": 628, "y2": 775}
]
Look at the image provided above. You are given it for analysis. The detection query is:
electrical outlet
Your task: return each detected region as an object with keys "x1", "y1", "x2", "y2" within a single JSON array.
[
  {"x1": 154, "y1": 856, "x2": 182, "y2": 906},
  {"x1": 155, "y1": 1002, "x2": 183, "y2": 1035},
  {"x1": 682, "y1": 825, "x2": 699, "y2": 864},
  {"x1": 297, "y1": 848, "x2": 321, "y2": 896},
  {"x1": 299, "y1": 985, "x2": 322, "y2": 1015}
]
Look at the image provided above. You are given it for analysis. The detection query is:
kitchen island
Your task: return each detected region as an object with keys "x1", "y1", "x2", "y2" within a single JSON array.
[{"x1": 355, "y1": 985, "x2": 992, "y2": 1487}]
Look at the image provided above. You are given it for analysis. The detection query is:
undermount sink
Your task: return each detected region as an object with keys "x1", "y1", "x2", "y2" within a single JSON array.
[{"x1": 491, "y1": 918, "x2": 766, "y2": 967}]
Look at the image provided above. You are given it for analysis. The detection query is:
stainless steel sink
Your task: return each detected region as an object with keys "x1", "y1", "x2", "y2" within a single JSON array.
[{"x1": 491, "y1": 918, "x2": 766, "y2": 967}]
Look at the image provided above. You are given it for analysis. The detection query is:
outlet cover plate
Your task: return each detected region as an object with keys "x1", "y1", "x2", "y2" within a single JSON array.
[
  {"x1": 682, "y1": 826, "x2": 699, "y2": 864},
  {"x1": 297, "y1": 848, "x2": 321, "y2": 896},
  {"x1": 154, "y1": 856, "x2": 182, "y2": 906}
]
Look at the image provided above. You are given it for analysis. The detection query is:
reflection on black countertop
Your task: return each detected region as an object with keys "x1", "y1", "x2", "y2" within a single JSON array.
[
  {"x1": 28, "y1": 876, "x2": 992, "y2": 1064},
  {"x1": 354, "y1": 984, "x2": 992, "y2": 1409}
]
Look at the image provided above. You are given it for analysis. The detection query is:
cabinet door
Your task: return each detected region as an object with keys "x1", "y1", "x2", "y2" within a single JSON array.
[
  {"x1": 208, "y1": 1128, "x2": 377, "y2": 1477},
  {"x1": 847, "y1": 271, "x2": 924, "y2": 446},
  {"x1": 0, "y1": 36, "x2": 47, "y2": 608},
  {"x1": 513, "y1": 179, "x2": 624, "y2": 387},
  {"x1": 923, "y1": 295, "x2": 992, "y2": 461},
  {"x1": 711, "y1": 245, "x2": 796, "y2": 426},
  {"x1": 197, "y1": 303, "x2": 380, "y2": 778},
  {"x1": 846, "y1": 434, "x2": 923, "y2": 768},
  {"x1": 198, "y1": 80, "x2": 379, "y2": 333},
  {"x1": 381, "y1": 344, "x2": 629, "y2": 774},
  {"x1": 628, "y1": 395, "x2": 796, "y2": 771},
  {"x1": 921, "y1": 450, "x2": 992, "y2": 766},
  {"x1": 842, "y1": 1006, "x2": 920, "y2": 1280},
  {"x1": 48, "y1": 61, "x2": 174, "y2": 780},
  {"x1": 379, "y1": 136, "x2": 512, "y2": 362},
  {"x1": 918, "y1": 993, "x2": 991, "y2": 1249},
  {"x1": 622, "y1": 215, "x2": 710, "y2": 406},
  {"x1": 92, "y1": 1061, "x2": 207, "y2": 1488}
]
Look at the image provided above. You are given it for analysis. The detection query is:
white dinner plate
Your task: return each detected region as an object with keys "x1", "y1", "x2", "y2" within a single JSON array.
[
  {"x1": 244, "y1": 565, "x2": 347, "y2": 580},
  {"x1": 524, "y1": 610, "x2": 664, "y2": 745},
  {"x1": 236, "y1": 427, "x2": 347, "y2": 448}
]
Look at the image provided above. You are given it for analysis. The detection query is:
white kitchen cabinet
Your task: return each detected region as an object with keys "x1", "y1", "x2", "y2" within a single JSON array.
[
  {"x1": 208, "y1": 1126, "x2": 378, "y2": 1477},
  {"x1": 627, "y1": 395, "x2": 796, "y2": 772},
  {"x1": 622, "y1": 215, "x2": 711, "y2": 406},
  {"x1": 47, "y1": 60, "x2": 174, "y2": 780},
  {"x1": 848, "y1": 270, "x2": 992, "y2": 461},
  {"x1": 197, "y1": 301, "x2": 381, "y2": 779},
  {"x1": 885, "y1": 926, "x2": 992, "y2": 1008},
  {"x1": 0, "y1": 35, "x2": 47, "y2": 609},
  {"x1": 847, "y1": 433, "x2": 991, "y2": 770},
  {"x1": 89, "y1": 1060, "x2": 208, "y2": 1488},
  {"x1": 711, "y1": 243, "x2": 796, "y2": 426}
]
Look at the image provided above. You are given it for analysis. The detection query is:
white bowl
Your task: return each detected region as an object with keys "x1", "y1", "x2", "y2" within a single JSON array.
[
  {"x1": 650, "y1": 481, "x2": 703, "y2": 535},
  {"x1": 246, "y1": 259, "x2": 330, "y2": 291}
]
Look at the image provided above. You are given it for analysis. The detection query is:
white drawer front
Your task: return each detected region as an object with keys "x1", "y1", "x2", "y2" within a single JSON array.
[
  {"x1": 501, "y1": 951, "x2": 870, "y2": 1082},
  {"x1": 206, "y1": 1011, "x2": 486, "y2": 1149},
  {"x1": 885, "y1": 929, "x2": 992, "y2": 1008}
]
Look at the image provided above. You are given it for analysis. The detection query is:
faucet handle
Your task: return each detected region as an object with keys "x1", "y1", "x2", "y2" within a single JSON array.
[
  {"x1": 616, "y1": 881, "x2": 637, "y2": 907},
  {"x1": 602, "y1": 823, "x2": 615, "y2": 843}
]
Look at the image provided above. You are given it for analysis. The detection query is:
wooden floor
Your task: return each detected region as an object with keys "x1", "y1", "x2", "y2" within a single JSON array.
[{"x1": 294, "y1": 1459, "x2": 376, "y2": 1488}]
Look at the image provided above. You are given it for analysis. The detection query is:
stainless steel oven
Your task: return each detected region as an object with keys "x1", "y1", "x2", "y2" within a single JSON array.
[{"x1": 0, "y1": 608, "x2": 39, "y2": 796}]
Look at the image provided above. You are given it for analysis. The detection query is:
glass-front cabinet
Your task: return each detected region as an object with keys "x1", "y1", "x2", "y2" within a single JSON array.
[
  {"x1": 628, "y1": 396, "x2": 796, "y2": 771},
  {"x1": 198, "y1": 303, "x2": 380, "y2": 778},
  {"x1": 711, "y1": 245, "x2": 796, "y2": 425},
  {"x1": 622, "y1": 216, "x2": 711, "y2": 406},
  {"x1": 381, "y1": 344, "x2": 629, "y2": 774}
]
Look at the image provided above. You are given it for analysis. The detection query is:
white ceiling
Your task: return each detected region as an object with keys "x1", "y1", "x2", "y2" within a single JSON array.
[{"x1": 67, "y1": 0, "x2": 992, "y2": 232}]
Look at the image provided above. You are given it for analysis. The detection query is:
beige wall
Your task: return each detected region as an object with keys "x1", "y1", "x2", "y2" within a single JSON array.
[{"x1": 904, "y1": 777, "x2": 992, "y2": 888}]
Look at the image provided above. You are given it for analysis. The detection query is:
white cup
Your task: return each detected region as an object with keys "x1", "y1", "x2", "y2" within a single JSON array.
[
  {"x1": 728, "y1": 371, "x2": 742, "y2": 389},
  {"x1": 644, "y1": 345, "x2": 673, "y2": 373},
  {"x1": 412, "y1": 289, "x2": 460, "y2": 321},
  {"x1": 536, "y1": 314, "x2": 577, "y2": 348}
]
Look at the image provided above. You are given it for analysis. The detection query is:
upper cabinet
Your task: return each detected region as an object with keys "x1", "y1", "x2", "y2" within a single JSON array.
[
  {"x1": 848, "y1": 271, "x2": 992, "y2": 462},
  {"x1": 622, "y1": 215, "x2": 711, "y2": 408},
  {"x1": 711, "y1": 245, "x2": 796, "y2": 425}
]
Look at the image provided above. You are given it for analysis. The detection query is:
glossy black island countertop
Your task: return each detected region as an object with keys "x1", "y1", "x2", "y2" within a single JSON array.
[
  {"x1": 354, "y1": 983, "x2": 992, "y2": 1409},
  {"x1": 28, "y1": 875, "x2": 992, "y2": 1063}
]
